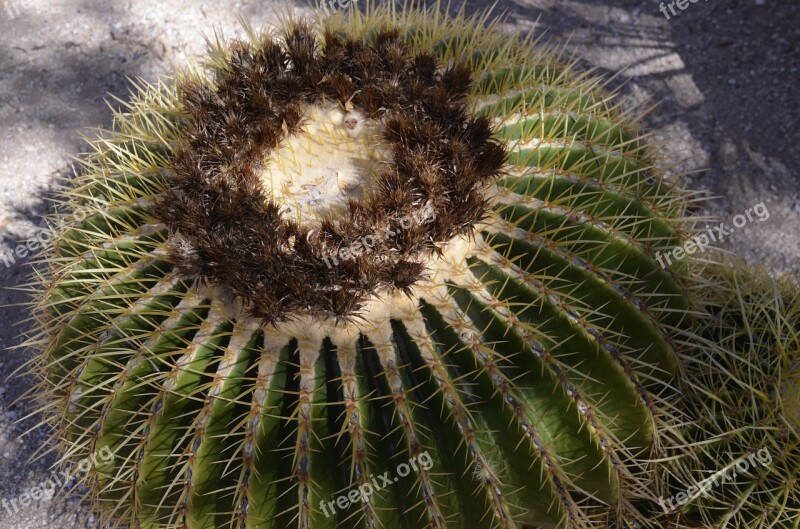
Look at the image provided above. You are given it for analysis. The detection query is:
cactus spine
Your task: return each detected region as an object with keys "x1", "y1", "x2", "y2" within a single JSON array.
[{"x1": 657, "y1": 264, "x2": 800, "y2": 529}]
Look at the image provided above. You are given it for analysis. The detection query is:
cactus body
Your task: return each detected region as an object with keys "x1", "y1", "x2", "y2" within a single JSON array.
[
  {"x1": 658, "y1": 265, "x2": 800, "y2": 529},
  {"x1": 26, "y1": 4, "x2": 701, "y2": 529}
]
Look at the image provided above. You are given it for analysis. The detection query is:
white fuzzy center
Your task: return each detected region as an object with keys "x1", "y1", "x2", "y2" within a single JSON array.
[{"x1": 259, "y1": 105, "x2": 390, "y2": 225}]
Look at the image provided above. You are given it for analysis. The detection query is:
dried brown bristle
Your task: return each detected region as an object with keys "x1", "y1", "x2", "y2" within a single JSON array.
[{"x1": 153, "y1": 22, "x2": 507, "y2": 323}]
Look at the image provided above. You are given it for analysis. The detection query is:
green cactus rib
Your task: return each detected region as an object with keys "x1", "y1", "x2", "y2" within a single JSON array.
[{"x1": 23, "y1": 4, "x2": 706, "y2": 529}]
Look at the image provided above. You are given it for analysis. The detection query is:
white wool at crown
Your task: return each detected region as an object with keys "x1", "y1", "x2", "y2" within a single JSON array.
[{"x1": 261, "y1": 106, "x2": 389, "y2": 226}]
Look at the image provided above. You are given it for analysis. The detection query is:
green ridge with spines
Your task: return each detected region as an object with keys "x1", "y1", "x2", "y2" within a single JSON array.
[
  {"x1": 187, "y1": 328, "x2": 260, "y2": 529},
  {"x1": 331, "y1": 341, "x2": 375, "y2": 529},
  {"x1": 79, "y1": 171, "x2": 168, "y2": 203},
  {"x1": 508, "y1": 144, "x2": 649, "y2": 177},
  {"x1": 476, "y1": 85, "x2": 598, "y2": 119},
  {"x1": 499, "y1": 174, "x2": 682, "y2": 247},
  {"x1": 420, "y1": 297, "x2": 594, "y2": 528},
  {"x1": 445, "y1": 282, "x2": 620, "y2": 502},
  {"x1": 356, "y1": 338, "x2": 426, "y2": 529},
  {"x1": 363, "y1": 341, "x2": 434, "y2": 529},
  {"x1": 308, "y1": 346, "x2": 339, "y2": 529},
  {"x1": 478, "y1": 230, "x2": 678, "y2": 380},
  {"x1": 338, "y1": 340, "x2": 394, "y2": 528},
  {"x1": 380, "y1": 325, "x2": 463, "y2": 528},
  {"x1": 67, "y1": 285, "x2": 189, "y2": 444},
  {"x1": 135, "y1": 318, "x2": 233, "y2": 527},
  {"x1": 316, "y1": 341, "x2": 358, "y2": 529},
  {"x1": 496, "y1": 114, "x2": 639, "y2": 154},
  {"x1": 47, "y1": 236, "x2": 168, "y2": 326},
  {"x1": 94, "y1": 301, "x2": 211, "y2": 508},
  {"x1": 465, "y1": 256, "x2": 656, "y2": 450},
  {"x1": 489, "y1": 204, "x2": 690, "y2": 320},
  {"x1": 395, "y1": 307, "x2": 512, "y2": 529},
  {"x1": 225, "y1": 327, "x2": 266, "y2": 527},
  {"x1": 243, "y1": 339, "x2": 295, "y2": 529},
  {"x1": 48, "y1": 260, "x2": 173, "y2": 390},
  {"x1": 389, "y1": 321, "x2": 461, "y2": 529},
  {"x1": 270, "y1": 343, "x2": 303, "y2": 529},
  {"x1": 474, "y1": 66, "x2": 552, "y2": 95},
  {"x1": 56, "y1": 206, "x2": 153, "y2": 257}
]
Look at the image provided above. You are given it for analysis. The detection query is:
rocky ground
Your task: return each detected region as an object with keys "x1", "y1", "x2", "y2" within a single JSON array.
[{"x1": 0, "y1": 0, "x2": 797, "y2": 527}]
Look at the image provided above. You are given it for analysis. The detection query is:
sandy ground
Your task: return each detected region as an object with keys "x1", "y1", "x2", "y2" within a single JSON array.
[{"x1": 0, "y1": 0, "x2": 797, "y2": 527}]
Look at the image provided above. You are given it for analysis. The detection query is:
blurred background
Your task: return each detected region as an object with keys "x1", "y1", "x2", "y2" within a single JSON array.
[{"x1": 0, "y1": 0, "x2": 797, "y2": 527}]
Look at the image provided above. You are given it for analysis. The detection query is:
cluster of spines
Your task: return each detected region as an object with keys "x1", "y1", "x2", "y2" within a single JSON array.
[{"x1": 656, "y1": 264, "x2": 800, "y2": 529}]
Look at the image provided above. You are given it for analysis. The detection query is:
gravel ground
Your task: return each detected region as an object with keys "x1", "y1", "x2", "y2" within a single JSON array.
[{"x1": 0, "y1": 0, "x2": 797, "y2": 527}]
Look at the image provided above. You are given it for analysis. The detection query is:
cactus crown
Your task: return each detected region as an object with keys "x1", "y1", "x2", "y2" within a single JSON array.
[{"x1": 155, "y1": 23, "x2": 506, "y2": 322}]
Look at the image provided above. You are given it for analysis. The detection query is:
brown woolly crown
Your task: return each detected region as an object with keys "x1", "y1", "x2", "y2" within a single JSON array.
[{"x1": 154, "y1": 23, "x2": 507, "y2": 323}]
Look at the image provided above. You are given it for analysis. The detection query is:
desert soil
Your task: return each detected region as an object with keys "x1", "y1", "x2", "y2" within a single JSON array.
[{"x1": 0, "y1": 0, "x2": 797, "y2": 527}]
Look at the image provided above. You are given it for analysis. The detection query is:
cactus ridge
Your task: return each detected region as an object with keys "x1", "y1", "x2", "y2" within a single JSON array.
[{"x1": 20, "y1": 3, "x2": 713, "y2": 529}]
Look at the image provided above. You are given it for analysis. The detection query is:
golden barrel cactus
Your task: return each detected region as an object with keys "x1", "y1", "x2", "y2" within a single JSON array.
[{"x1": 23, "y1": 4, "x2": 711, "y2": 529}]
